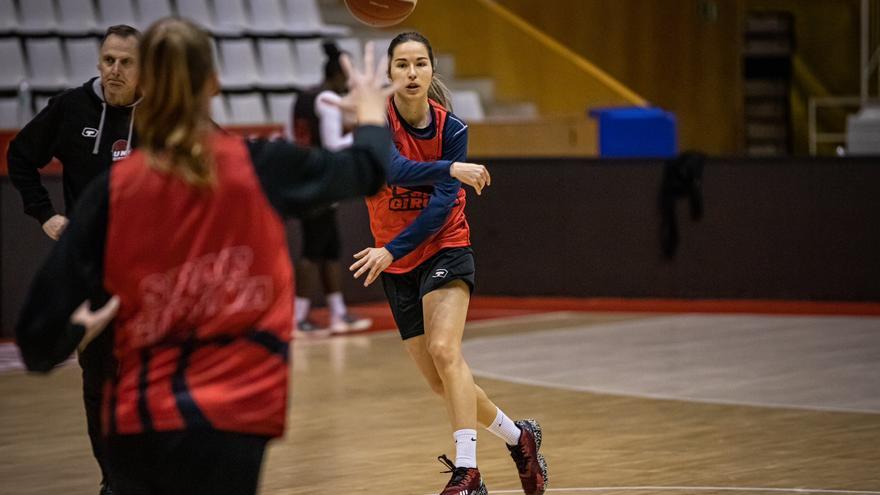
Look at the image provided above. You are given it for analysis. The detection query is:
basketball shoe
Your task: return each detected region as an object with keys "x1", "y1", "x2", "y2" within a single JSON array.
[
  {"x1": 437, "y1": 454, "x2": 488, "y2": 495},
  {"x1": 507, "y1": 419, "x2": 548, "y2": 495}
]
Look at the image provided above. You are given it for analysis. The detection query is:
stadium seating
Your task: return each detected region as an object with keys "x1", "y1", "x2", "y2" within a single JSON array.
[
  {"x1": 66, "y1": 39, "x2": 101, "y2": 84},
  {"x1": 176, "y1": 0, "x2": 216, "y2": 31},
  {"x1": 211, "y1": 95, "x2": 231, "y2": 125},
  {"x1": 137, "y1": 0, "x2": 174, "y2": 27},
  {"x1": 219, "y1": 39, "x2": 260, "y2": 89},
  {"x1": 18, "y1": 0, "x2": 57, "y2": 35},
  {"x1": 249, "y1": 0, "x2": 288, "y2": 35},
  {"x1": 228, "y1": 93, "x2": 268, "y2": 124},
  {"x1": 213, "y1": 0, "x2": 250, "y2": 35},
  {"x1": 97, "y1": 0, "x2": 137, "y2": 28},
  {"x1": 0, "y1": 0, "x2": 16, "y2": 35},
  {"x1": 25, "y1": 38, "x2": 67, "y2": 90},
  {"x1": 450, "y1": 90, "x2": 486, "y2": 123},
  {"x1": 57, "y1": 0, "x2": 100, "y2": 36},
  {"x1": 0, "y1": 97, "x2": 20, "y2": 128},
  {"x1": 0, "y1": 0, "x2": 488, "y2": 127},
  {"x1": 0, "y1": 39, "x2": 26, "y2": 91}
]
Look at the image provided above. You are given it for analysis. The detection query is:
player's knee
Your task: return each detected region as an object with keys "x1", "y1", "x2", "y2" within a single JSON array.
[{"x1": 426, "y1": 339, "x2": 459, "y2": 369}]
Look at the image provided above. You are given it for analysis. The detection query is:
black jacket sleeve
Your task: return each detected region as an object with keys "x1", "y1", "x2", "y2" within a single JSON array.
[
  {"x1": 15, "y1": 172, "x2": 110, "y2": 372},
  {"x1": 7, "y1": 94, "x2": 67, "y2": 224},
  {"x1": 248, "y1": 125, "x2": 390, "y2": 218}
]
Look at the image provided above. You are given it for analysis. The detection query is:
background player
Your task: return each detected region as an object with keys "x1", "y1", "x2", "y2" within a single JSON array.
[{"x1": 292, "y1": 41, "x2": 374, "y2": 335}]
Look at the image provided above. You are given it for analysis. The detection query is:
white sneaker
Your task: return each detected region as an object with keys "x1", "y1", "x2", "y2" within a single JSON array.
[
  {"x1": 330, "y1": 314, "x2": 373, "y2": 334},
  {"x1": 294, "y1": 318, "x2": 331, "y2": 338}
]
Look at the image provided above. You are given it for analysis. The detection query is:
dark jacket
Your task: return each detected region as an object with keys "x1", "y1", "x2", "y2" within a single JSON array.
[{"x1": 7, "y1": 77, "x2": 140, "y2": 224}]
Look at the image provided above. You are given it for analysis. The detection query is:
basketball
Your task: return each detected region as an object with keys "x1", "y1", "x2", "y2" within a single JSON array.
[{"x1": 343, "y1": 0, "x2": 417, "y2": 28}]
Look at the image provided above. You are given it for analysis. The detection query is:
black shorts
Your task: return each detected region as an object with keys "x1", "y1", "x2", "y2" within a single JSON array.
[
  {"x1": 380, "y1": 247, "x2": 475, "y2": 341},
  {"x1": 300, "y1": 206, "x2": 341, "y2": 261}
]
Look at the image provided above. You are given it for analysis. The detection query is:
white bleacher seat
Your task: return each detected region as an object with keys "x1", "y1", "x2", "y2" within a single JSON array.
[
  {"x1": 211, "y1": 95, "x2": 230, "y2": 125},
  {"x1": 283, "y1": 0, "x2": 349, "y2": 36},
  {"x1": 336, "y1": 38, "x2": 363, "y2": 69},
  {"x1": 0, "y1": 0, "x2": 19, "y2": 34},
  {"x1": 212, "y1": 0, "x2": 250, "y2": 35},
  {"x1": 249, "y1": 0, "x2": 286, "y2": 35},
  {"x1": 25, "y1": 39, "x2": 68, "y2": 90},
  {"x1": 18, "y1": 0, "x2": 57, "y2": 34},
  {"x1": 218, "y1": 39, "x2": 260, "y2": 89},
  {"x1": 369, "y1": 37, "x2": 394, "y2": 78},
  {"x1": 57, "y1": 0, "x2": 99, "y2": 35},
  {"x1": 257, "y1": 39, "x2": 297, "y2": 89},
  {"x1": 267, "y1": 92, "x2": 295, "y2": 124},
  {"x1": 137, "y1": 0, "x2": 173, "y2": 27},
  {"x1": 450, "y1": 90, "x2": 485, "y2": 122},
  {"x1": 35, "y1": 95, "x2": 53, "y2": 113},
  {"x1": 0, "y1": 39, "x2": 26, "y2": 90},
  {"x1": 267, "y1": 93, "x2": 296, "y2": 139},
  {"x1": 292, "y1": 39, "x2": 324, "y2": 87},
  {"x1": 66, "y1": 39, "x2": 101, "y2": 83},
  {"x1": 228, "y1": 93, "x2": 268, "y2": 124},
  {"x1": 98, "y1": 0, "x2": 137, "y2": 27},
  {"x1": 176, "y1": 0, "x2": 216, "y2": 31},
  {"x1": 0, "y1": 97, "x2": 21, "y2": 128}
]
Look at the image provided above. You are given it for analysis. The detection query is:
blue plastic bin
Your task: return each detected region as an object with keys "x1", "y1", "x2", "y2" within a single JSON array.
[{"x1": 589, "y1": 106, "x2": 678, "y2": 158}]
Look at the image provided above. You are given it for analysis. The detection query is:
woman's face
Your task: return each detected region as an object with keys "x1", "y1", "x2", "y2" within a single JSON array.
[{"x1": 389, "y1": 40, "x2": 433, "y2": 102}]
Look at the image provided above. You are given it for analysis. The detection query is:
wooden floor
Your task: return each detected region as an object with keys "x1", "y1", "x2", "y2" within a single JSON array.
[{"x1": 1, "y1": 308, "x2": 879, "y2": 495}]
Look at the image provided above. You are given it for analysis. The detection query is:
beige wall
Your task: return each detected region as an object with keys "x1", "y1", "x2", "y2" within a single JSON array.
[
  {"x1": 494, "y1": 0, "x2": 744, "y2": 154},
  {"x1": 396, "y1": 0, "x2": 861, "y2": 155}
]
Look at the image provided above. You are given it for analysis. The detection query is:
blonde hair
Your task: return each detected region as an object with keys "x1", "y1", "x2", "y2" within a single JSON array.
[
  {"x1": 136, "y1": 18, "x2": 215, "y2": 187},
  {"x1": 387, "y1": 32, "x2": 453, "y2": 111}
]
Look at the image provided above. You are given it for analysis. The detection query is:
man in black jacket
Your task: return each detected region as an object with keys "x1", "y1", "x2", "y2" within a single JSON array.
[
  {"x1": 8, "y1": 24, "x2": 141, "y2": 240},
  {"x1": 7, "y1": 24, "x2": 141, "y2": 495}
]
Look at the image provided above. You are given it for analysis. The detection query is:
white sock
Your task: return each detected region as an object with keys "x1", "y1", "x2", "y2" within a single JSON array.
[
  {"x1": 453, "y1": 429, "x2": 478, "y2": 468},
  {"x1": 326, "y1": 292, "x2": 347, "y2": 319},
  {"x1": 295, "y1": 297, "x2": 311, "y2": 322},
  {"x1": 486, "y1": 408, "x2": 522, "y2": 446}
]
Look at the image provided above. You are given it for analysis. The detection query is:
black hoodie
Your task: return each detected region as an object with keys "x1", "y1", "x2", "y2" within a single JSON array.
[{"x1": 7, "y1": 77, "x2": 140, "y2": 224}]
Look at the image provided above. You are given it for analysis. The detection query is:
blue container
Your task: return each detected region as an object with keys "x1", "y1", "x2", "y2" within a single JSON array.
[{"x1": 589, "y1": 106, "x2": 678, "y2": 158}]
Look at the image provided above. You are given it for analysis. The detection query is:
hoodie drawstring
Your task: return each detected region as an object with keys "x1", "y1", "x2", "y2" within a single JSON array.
[
  {"x1": 92, "y1": 101, "x2": 107, "y2": 155},
  {"x1": 125, "y1": 105, "x2": 135, "y2": 155}
]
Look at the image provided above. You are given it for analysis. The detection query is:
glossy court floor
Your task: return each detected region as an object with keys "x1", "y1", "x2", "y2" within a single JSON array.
[{"x1": 1, "y1": 299, "x2": 879, "y2": 495}]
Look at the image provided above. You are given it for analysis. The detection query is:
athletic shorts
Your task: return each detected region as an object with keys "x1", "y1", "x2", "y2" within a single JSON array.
[
  {"x1": 380, "y1": 247, "x2": 475, "y2": 341},
  {"x1": 300, "y1": 207, "x2": 341, "y2": 261}
]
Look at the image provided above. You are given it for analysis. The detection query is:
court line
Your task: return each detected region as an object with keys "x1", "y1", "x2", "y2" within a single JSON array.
[
  {"x1": 470, "y1": 367, "x2": 880, "y2": 416},
  {"x1": 422, "y1": 487, "x2": 880, "y2": 495}
]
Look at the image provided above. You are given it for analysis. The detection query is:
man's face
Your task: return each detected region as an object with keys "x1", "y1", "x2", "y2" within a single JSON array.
[{"x1": 98, "y1": 34, "x2": 139, "y2": 106}]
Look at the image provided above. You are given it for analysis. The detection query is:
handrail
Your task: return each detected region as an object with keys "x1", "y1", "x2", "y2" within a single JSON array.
[
  {"x1": 474, "y1": 0, "x2": 647, "y2": 107},
  {"x1": 807, "y1": 96, "x2": 878, "y2": 155}
]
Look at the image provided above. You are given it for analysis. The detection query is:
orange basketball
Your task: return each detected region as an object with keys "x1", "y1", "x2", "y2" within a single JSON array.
[{"x1": 343, "y1": 0, "x2": 417, "y2": 28}]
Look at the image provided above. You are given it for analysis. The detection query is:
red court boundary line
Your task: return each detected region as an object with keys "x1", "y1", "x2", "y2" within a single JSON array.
[
  {"x1": 3, "y1": 297, "x2": 877, "y2": 343},
  {"x1": 467, "y1": 296, "x2": 880, "y2": 316}
]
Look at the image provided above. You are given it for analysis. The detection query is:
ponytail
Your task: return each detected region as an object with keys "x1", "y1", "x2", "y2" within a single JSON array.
[
  {"x1": 428, "y1": 74, "x2": 452, "y2": 111},
  {"x1": 136, "y1": 18, "x2": 215, "y2": 187}
]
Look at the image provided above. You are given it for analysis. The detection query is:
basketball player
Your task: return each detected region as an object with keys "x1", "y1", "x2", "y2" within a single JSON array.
[
  {"x1": 293, "y1": 41, "x2": 493, "y2": 336},
  {"x1": 7, "y1": 24, "x2": 141, "y2": 495},
  {"x1": 15, "y1": 18, "x2": 396, "y2": 495},
  {"x1": 350, "y1": 32, "x2": 548, "y2": 495},
  {"x1": 291, "y1": 41, "x2": 374, "y2": 335}
]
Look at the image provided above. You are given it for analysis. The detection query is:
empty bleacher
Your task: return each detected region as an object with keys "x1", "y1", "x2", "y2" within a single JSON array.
[{"x1": 0, "y1": 0, "x2": 494, "y2": 131}]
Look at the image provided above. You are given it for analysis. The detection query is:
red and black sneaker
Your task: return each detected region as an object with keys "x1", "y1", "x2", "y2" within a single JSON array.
[
  {"x1": 437, "y1": 454, "x2": 488, "y2": 495},
  {"x1": 507, "y1": 419, "x2": 548, "y2": 495}
]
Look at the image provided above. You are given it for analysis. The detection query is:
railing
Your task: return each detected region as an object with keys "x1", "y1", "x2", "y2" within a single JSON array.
[
  {"x1": 808, "y1": 96, "x2": 862, "y2": 156},
  {"x1": 809, "y1": 0, "x2": 879, "y2": 156}
]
